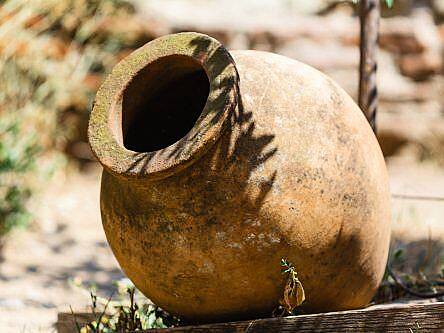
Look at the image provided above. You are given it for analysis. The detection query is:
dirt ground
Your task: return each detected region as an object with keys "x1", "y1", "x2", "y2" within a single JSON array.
[
  {"x1": 0, "y1": 158, "x2": 442, "y2": 332},
  {"x1": 0, "y1": 165, "x2": 123, "y2": 332}
]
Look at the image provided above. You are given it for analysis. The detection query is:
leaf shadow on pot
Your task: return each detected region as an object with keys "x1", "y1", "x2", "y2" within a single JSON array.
[
  {"x1": 122, "y1": 34, "x2": 279, "y2": 217},
  {"x1": 119, "y1": 34, "x2": 280, "y2": 244}
]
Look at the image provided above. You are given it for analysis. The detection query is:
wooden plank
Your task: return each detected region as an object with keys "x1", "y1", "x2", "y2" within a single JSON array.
[
  {"x1": 144, "y1": 302, "x2": 444, "y2": 332},
  {"x1": 56, "y1": 302, "x2": 444, "y2": 332},
  {"x1": 56, "y1": 312, "x2": 96, "y2": 333}
]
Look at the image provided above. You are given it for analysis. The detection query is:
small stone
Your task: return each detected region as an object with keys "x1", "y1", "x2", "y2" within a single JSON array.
[
  {"x1": 398, "y1": 52, "x2": 442, "y2": 81},
  {"x1": 0, "y1": 298, "x2": 25, "y2": 310},
  {"x1": 380, "y1": 18, "x2": 426, "y2": 54}
]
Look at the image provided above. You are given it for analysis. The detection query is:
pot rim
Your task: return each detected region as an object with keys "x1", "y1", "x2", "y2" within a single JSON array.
[{"x1": 88, "y1": 32, "x2": 239, "y2": 181}]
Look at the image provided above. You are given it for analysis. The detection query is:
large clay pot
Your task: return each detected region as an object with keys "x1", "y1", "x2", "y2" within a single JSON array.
[{"x1": 88, "y1": 32, "x2": 391, "y2": 322}]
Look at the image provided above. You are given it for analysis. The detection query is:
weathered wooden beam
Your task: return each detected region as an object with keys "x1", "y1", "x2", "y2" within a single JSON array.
[
  {"x1": 358, "y1": 0, "x2": 380, "y2": 133},
  {"x1": 143, "y1": 302, "x2": 444, "y2": 332},
  {"x1": 56, "y1": 312, "x2": 96, "y2": 333}
]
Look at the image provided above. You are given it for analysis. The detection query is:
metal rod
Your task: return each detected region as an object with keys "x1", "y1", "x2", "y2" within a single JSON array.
[
  {"x1": 391, "y1": 193, "x2": 444, "y2": 202},
  {"x1": 358, "y1": 0, "x2": 380, "y2": 133}
]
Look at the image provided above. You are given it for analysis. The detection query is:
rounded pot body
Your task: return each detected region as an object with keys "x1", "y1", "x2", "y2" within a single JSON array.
[{"x1": 88, "y1": 33, "x2": 391, "y2": 322}]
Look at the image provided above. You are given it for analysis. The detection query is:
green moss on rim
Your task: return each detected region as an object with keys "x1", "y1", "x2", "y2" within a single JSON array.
[{"x1": 88, "y1": 32, "x2": 239, "y2": 181}]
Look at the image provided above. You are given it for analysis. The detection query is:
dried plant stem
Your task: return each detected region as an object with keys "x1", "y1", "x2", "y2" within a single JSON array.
[
  {"x1": 387, "y1": 267, "x2": 444, "y2": 299},
  {"x1": 280, "y1": 259, "x2": 305, "y2": 314}
]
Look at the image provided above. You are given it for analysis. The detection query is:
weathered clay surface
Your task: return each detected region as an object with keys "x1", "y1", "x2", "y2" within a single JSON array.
[{"x1": 88, "y1": 32, "x2": 391, "y2": 322}]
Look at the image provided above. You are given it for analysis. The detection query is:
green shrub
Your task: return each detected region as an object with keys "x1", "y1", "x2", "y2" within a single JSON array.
[
  {"x1": 0, "y1": 119, "x2": 38, "y2": 235},
  {"x1": 70, "y1": 279, "x2": 180, "y2": 332},
  {"x1": 0, "y1": 0, "x2": 151, "y2": 236}
]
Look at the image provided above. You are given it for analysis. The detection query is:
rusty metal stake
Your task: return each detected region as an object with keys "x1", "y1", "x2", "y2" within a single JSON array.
[{"x1": 358, "y1": 0, "x2": 380, "y2": 133}]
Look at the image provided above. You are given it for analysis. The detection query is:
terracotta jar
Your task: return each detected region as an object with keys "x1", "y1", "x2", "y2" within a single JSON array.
[{"x1": 88, "y1": 32, "x2": 391, "y2": 322}]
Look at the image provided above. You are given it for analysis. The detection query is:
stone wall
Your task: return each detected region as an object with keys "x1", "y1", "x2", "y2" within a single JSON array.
[{"x1": 134, "y1": 0, "x2": 444, "y2": 164}]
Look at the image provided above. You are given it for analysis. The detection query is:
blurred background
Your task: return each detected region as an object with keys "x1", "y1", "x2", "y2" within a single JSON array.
[{"x1": 0, "y1": 0, "x2": 443, "y2": 331}]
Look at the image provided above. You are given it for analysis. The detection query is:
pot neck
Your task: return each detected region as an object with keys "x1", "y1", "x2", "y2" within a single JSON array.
[{"x1": 88, "y1": 32, "x2": 239, "y2": 181}]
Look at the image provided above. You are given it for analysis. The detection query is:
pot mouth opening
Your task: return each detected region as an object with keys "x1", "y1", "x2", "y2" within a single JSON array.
[
  {"x1": 121, "y1": 55, "x2": 210, "y2": 153},
  {"x1": 88, "y1": 32, "x2": 238, "y2": 181}
]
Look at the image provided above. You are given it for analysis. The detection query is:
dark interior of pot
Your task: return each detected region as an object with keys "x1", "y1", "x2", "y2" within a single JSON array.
[{"x1": 121, "y1": 55, "x2": 210, "y2": 153}]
